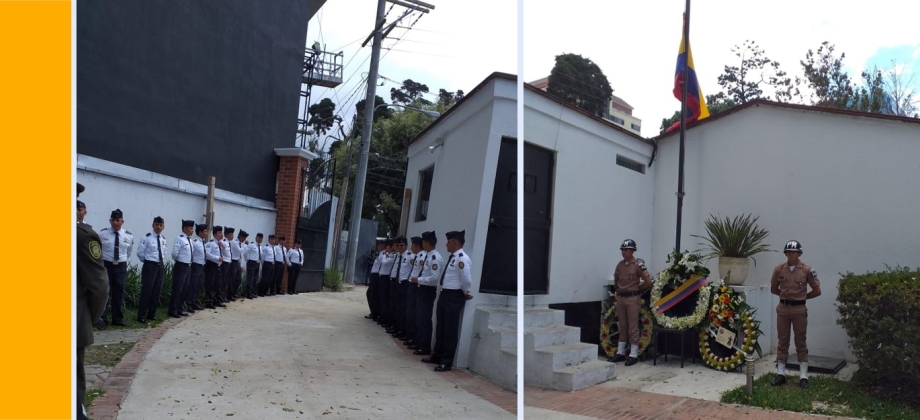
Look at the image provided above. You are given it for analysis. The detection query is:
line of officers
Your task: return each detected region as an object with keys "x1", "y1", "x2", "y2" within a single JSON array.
[
  {"x1": 366, "y1": 230, "x2": 473, "y2": 372},
  {"x1": 90, "y1": 207, "x2": 307, "y2": 327}
]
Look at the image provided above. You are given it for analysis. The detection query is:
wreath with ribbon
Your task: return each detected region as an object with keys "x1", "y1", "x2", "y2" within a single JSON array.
[
  {"x1": 600, "y1": 303, "x2": 654, "y2": 358},
  {"x1": 699, "y1": 284, "x2": 764, "y2": 371},
  {"x1": 649, "y1": 250, "x2": 712, "y2": 330}
]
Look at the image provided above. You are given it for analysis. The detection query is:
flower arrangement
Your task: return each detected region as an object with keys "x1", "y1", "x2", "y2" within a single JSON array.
[
  {"x1": 600, "y1": 304, "x2": 654, "y2": 358},
  {"x1": 699, "y1": 285, "x2": 764, "y2": 371},
  {"x1": 649, "y1": 250, "x2": 712, "y2": 330}
]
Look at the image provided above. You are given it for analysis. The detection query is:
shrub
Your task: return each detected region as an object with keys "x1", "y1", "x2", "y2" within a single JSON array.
[
  {"x1": 836, "y1": 266, "x2": 920, "y2": 386},
  {"x1": 323, "y1": 267, "x2": 344, "y2": 292},
  {"x1": 124, "y1": 262, "x2": 174, "y2": 309}
]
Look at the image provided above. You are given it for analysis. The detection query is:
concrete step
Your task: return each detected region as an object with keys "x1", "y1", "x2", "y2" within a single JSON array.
[
  {"x1": 553, "y1": 359, "x2": 616, "y2": 392},
  {"x1": 534, "y1": 342, "x2": 598, "y2": 371},
  {"x1": 492, "y1": 326, "x2": 517, "y2": 350},
  {"x1": 525, "y1": 325, "x2": 581, "y2": 349},
  {"x1": 524, "y1": 308, "x2": 566, "y2": 329}
]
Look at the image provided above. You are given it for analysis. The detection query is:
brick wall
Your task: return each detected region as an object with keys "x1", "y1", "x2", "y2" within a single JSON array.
[{"x1": 274, "y1": 154, "x2": 308, "y2": 291}]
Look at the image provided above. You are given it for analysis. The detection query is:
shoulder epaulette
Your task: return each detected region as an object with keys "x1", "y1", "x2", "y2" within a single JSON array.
[
  {"x1": 146, "y1": 233, "x2": 151, "y2": 237},
  {"x1": 125, "y1": 230, "x2": 132, "y2": 235},
  {"x1": 101, "y1": 227, "x2": 109, "y2": 231},
  {"x1": 459, "y1": 253, "x2": 464, "y2": 257}
]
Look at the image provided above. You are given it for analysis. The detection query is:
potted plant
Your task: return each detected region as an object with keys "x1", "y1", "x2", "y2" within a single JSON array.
[{"x1": 691, "y1": 213, "x2": 774, "y2": 285}]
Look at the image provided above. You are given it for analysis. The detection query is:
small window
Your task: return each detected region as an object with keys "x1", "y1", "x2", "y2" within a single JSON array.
[
  {"x1": 630, "y1": 123, "x2": 641, "y2": 131},
  {"x1": 611, "y1": 116, "x2": 625, "y2": 125},
  {"x1": 616, "y1": 155, "x2": 645, "y2": 174},
  {"x1": 415, "y1": 165, "x2": 435, "y2": 221}
]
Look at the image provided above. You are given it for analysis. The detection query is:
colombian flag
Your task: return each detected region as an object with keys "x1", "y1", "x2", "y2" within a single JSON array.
[{"x1": 666, "y1": 25, "x2": 710, "y2": 133}]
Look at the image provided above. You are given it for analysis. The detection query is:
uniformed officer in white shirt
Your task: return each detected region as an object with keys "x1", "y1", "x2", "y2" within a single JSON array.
[
  {"x1": 272, "y1": 236, "x2": 286, "y2": 295},
  {"x1": 403, "y1": 236, "x2": 426, "y2": 348},
  {"x1": 377, "y1": 239, "x2": 396, "y2": 326},
  {"x1": 136, "y1": 216, "x2": 168, "y2": 323},
  {"x1": 168, "y1": 220, "x2": 195, "y2": 318},
  {"x1": 412, "y1": 231, "x2": 441, "y2": 355},
  {"x1": 97, "y1": 209, "x2": 133, "y2": 328},
  {"x1": 365, "y1": 239, "x2": 386, "y2": 320},
  {"x1": 385, "y1": 237, "x2": 409, "y2": 332},
  {"x1": 258, "y1": 235, "x2": 276, "y2": 296},
  {"x1": 204, "y1": 226, "x2": 227, "y2": 308},
  {"x1": 286, "y1": 239, "x2": 305, "y2": 294},
  {"x1": 228, "y1": 229, "x2": 244, "y2": 301},
  {"x1": 242, "y1": 233, "x2": 262, "y2": 299},
  {"x1": 218, "y1": 227, "x2": 234, "y2": 302},
  {"x1": 392, "y1": 237, "x2": 415, "y2": 339},
  {"x1": 423, "y1": 230, "x2": 474, "y2": 372},
  {"x1": 184, "y1": 223, "x2": 208, "y2": 312}
]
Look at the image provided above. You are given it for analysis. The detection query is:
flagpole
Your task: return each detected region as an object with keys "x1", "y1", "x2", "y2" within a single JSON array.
[{"x1": 675, "y1": 0, "x2": 691, "y2": 254}]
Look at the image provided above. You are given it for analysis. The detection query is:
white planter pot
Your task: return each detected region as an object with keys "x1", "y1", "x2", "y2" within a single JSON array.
[{"x1": 719, "y1": 257, "x2": 750, "y2": 285}]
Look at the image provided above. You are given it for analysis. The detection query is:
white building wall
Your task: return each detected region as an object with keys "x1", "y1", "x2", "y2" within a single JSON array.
[
  {"x1": 77, "y1": 154, "x2": 277, "y2": 268},
  {"x1": 523, "y1": 90, "x2": 656, "y2": 306},
  {"x1": 404, "y1": 78, "x2": 518, "y2": 368},
  {"x1": 650, "y1": 104, "x2": 920, "y2": 361}
]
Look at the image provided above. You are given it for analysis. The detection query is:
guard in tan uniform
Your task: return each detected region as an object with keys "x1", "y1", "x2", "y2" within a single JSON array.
[
  {"x1": 770, "y1": 240, "x2": 821, "y2": 389},
  {"x1": 608, "y1": 239, "x2": 651, "y2": 366}
]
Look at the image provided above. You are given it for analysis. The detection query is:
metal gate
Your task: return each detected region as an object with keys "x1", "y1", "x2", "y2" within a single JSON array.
[{"x1": 295, "y1": 157, "x2": 335, "y2": 292}]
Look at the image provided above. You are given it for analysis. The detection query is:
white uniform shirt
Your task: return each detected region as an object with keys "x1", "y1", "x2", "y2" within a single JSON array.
[
  {"x1": 389, "y1": 251, "x2": 405, "y2": 278},
  {"x1": 219, "y1": 238, "x2": 232, "y2": 262},
  {"x1": 191, "y1": 236, "x2": 206, "y2": 265},
  {"x1": 370, "y1": 251, "x2": 383, "y2": 274},
  {"x1": 242, "y1": 241, "x2": 261, "y2": 263},
  {"x1": 410, "y1": 250, "x2": 427, "y2": 278},
  {"x1": 171, "y1": 233, "x2": 193, "y2": 264},
  {"x1": 205, "y1": 239, "x2": 223, "y2": 264},
  {"x1": 230, "y1": 238, "x2": 242, "y2": 260},
  {"x1": 417, "y1": 249, "x2": 443, "y2": 287},
  {"x1": 273, "y1": 244, "x2": 284, "y2": 264},
  {"x1": 379, "y1": 251, "x2": 396, "y2": 276},
  {"x1": 440, "y1": 248, "x2": 472, "y2": 293},
  {"x1": 287, "y1": 248, "x2": 304, "y2": 265},
  {"x1": 396, "y1": 251, "x2": 413, "y2": 281},
  {"x1": 99, "y1": 227, "x2": 134, "y2": 263},
  {"x1": 137, "y1": 232, "x2": 168, "y2": 263},
  {"x1": 261, "y1": 243, "x2": 275, "y2": 263}
]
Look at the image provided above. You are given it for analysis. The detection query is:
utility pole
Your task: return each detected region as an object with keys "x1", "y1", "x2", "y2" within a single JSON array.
[{"x1": 342, "y1": 0, "x2": 433, "y2": 285}]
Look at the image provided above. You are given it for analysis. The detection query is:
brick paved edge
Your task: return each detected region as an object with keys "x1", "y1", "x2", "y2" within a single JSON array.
[{"x1": 87, "y1": 317, "x2": 184, "y2": 420}]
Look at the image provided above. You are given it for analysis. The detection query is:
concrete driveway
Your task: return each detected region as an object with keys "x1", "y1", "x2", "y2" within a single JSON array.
[{"x1": 116, "y1": 289, "x2": 515, "y2": 419}]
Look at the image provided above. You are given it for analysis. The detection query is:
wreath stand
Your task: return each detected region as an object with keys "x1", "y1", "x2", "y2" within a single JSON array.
[{"x1": 651, "y1": 326, "x2": 698, "y2": 368}]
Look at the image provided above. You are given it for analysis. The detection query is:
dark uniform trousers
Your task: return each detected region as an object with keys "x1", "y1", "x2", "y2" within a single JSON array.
[
  {"x1": 219, "y1": 261, "x2": 232, "y2": 301},
  {"x1": 287, "y1": 263, "x2": 302, "y2": 294},
  {"x1": 102, "y1": 261, "x2": 127, "y2": 324},
  {"x1": 169, "y1": 262, "x2": 191, "y2": 315},
  {"x1": 228, "y1": 259, "x2": 242, "y2": 298},
  {"x1": 138, "y1": 260, "x2": 165, "y2": 321},
  {"x1": 395, "y1": 280, "x2": 410, "y2": 333},
  {"x1": 388, "y1": 278, "x2": 400, "y2": 326},
  {"x1": 405, "y1": 283, "x2": 419, "y2": 341},
  {"x1": 431, "y1": 289, "x2": 466, "y2": 367},
  {"x1": 259, "y1": 261, "x2": 274, "y2": 296},
  {"x1": 367, "y1": 273, "x2": 380, "y2": 317},
  {"x1": 185, "y1": 262, "x2": 204, "y2": 310},
  {"x1": 204, "y1": 261, "x2": 221, "y2": 305},
  {"x1": 246, "y1": 260, "x2": 260, "y2": 297},
  {"x1": 273, "y1": 261, "x2": 284, "y2": 294},
  {"x1": 415, "y1": 284, "x2": 438, "y2": 351},
  {"x1": 378, "y1": 275, "x2": 391, "y2": 323}
]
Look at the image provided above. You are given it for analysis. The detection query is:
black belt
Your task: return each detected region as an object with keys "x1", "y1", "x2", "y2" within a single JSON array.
[
  {"x1": 104, "y1": 260, "x2": 125, "y2": 266},
  {"x1": 618, "y1": 290, "x2": 642, "y2": 297},
  {"x1": 419, "y1": 284, "x2": 436, "y2": 289},
  {"x1": 144, "y1": 260, "x2": 164, "y2": 266},
  {"x1": 780, "y1": 299, "x2": 806, "y2": 306}
]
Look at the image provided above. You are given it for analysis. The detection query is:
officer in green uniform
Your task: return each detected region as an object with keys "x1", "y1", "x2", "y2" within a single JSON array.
[{"x1": 76, "y1": 182, "x2": 109, "y2": 419}]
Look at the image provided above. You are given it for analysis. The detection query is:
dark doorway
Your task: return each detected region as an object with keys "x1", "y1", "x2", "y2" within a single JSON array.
[
  {"x1": 523, "y1": 142, "x2": 554, "y2": 295},
  {"x1": 480, "y1": 137, "x2": 518, "y2": 295},
  {"x1": 296, "y1": 199, "x2": 332, "y2": 292}
]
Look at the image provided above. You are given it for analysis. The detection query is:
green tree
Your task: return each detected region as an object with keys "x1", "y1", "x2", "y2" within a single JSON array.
[
  {"x1": 352, "y1": 95, "x2": 392, "y2": 139},
  {"x1": 852, "y1": 67, "x2": 889, "y2": 113},
  {"x1": 390, "y1": 79, "x2": 432, "y2": 106},
  {"x1": 717, "y1": 40, "x2": 796, "y2": 103},
  {"x1": 795, "y1": 41, "x2": 856, "y2": 109},
  {"x1": 547, "y1": 53, "x2": 613, "y2": 117}
]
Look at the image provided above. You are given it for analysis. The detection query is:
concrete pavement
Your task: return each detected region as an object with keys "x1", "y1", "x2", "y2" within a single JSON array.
[{"x1": 114, "y1": 289, "x2": 515, "y2": 419}]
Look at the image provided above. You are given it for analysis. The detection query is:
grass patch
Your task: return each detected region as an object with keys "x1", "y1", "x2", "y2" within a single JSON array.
[
  {"x1": 85, "y1": 388, "x2": 105, "y2": 407},
  {"x1": 84, "y1": 342, "x2": 135, "y2": 367},
  {"x1": 721, "y1": 373, "x2": 920, "y2": 420}
]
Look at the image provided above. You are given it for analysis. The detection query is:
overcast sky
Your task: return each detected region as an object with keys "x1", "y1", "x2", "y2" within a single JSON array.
[{"x1": 306, "y1": 0, "x2": 919, "y2": 139}]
